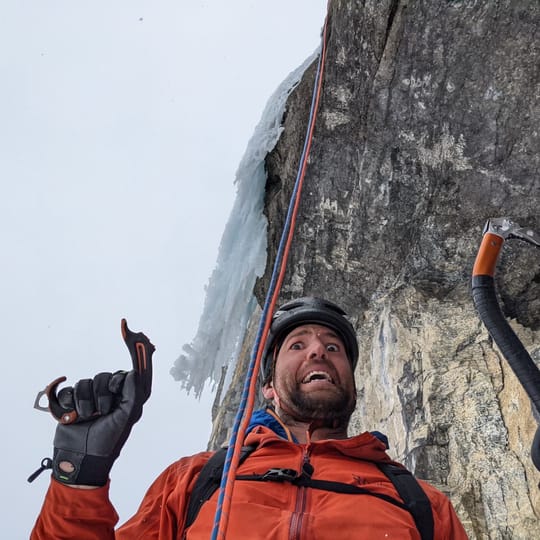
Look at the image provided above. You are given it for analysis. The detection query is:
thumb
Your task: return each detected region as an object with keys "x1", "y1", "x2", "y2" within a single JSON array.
[{"x1": 121, "y1": 319, "x2": 154, "y2": 401}]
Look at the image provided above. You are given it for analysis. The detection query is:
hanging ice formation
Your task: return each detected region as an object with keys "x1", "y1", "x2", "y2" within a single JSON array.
[{"x1": 170, "y1": 52, "x2": 318, "y2": 398}]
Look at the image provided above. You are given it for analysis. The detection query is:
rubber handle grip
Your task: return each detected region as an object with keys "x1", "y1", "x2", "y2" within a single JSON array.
[
  {"x1": 472, "y1": 276, "x2": 540, "y2": 415},
  {"x1": 532, "y1": 427, "x2": 540, "y2": 471},
  {"x1": 472, "y1": 224, "x2": 540, "y2": 473}
]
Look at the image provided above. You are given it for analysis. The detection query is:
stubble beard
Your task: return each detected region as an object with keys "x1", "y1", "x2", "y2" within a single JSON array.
[{"x1": 281, "y1": 383, "x2": 356, "y2": 429}]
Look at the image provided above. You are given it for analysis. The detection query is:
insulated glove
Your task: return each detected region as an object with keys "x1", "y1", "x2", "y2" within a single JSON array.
[
  {"x1": 52, "y1": 369, "x2": 147, "y2": 486},
  {"x1": 36, "y1": 320, "x2": 154, "y2": 487}
]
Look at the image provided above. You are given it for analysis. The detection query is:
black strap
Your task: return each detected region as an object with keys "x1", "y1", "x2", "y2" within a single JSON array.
[
  {"x1": 184, "y1": 446, "x2": 256, "y2": 531},
  {"x1": 377, "y1": 463, "x2": 434, "y2": 540},
  {"x1": 236, "y1": 472, "x2": 410, "y2": 512}
]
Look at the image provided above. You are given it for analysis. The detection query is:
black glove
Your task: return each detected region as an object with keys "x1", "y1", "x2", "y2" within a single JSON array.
[
  {"x1": 33, "y1": 320, "x2": 155, "y2": 487},
  {"x1": 51, "y1": 368, "x2": 149, "y2": 486}
]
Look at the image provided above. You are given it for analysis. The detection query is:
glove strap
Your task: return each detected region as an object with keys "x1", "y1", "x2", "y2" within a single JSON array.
[{"x1": 27, "y1": 457, "x2": 53, "y2": 483}]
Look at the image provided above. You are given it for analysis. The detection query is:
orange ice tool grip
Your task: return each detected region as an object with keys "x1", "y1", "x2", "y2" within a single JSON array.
[{"x1": 472, "y1": 232, "x2": 504, "y2": 277}]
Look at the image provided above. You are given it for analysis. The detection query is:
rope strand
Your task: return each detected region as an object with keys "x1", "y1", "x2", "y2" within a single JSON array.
[{"x1": 210, "y1": 7, "x2": 331, "y2": 539}]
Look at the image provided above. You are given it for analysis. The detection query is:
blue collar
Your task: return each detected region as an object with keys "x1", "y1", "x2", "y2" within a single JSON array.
[
  {"x1": 247, "y1": 408, "x2": 298, "y2": 442},
  {"x1": 247, "y1": 408, "x2": 389, "y2": 449}
]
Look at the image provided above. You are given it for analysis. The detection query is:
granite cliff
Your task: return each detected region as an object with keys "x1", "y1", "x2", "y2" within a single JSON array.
[{"x1": 210, "y1": 2, "x2": 540, "y2": 538}]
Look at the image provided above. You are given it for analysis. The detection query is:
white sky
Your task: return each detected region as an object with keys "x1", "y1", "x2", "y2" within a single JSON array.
[{"x1": 0, "y1": 1, "x2": 327, "y2": 537}]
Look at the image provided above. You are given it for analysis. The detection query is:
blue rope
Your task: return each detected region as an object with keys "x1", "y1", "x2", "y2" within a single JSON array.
[{"x1": 210, "y1": 21, "x2": 328, "y2": 540}]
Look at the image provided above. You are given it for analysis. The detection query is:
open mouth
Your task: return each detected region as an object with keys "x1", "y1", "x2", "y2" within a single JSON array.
[{"x1": 301, "y1": 371, "x2": 335, "y2": 384}]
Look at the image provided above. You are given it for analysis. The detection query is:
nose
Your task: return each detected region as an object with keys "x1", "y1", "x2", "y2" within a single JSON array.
[{"x1": 307, "y1": 338, "x2": 326, "y2": 359}]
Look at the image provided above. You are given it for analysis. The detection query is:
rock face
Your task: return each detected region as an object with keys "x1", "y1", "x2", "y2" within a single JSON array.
[{"x1": 211, "y1": 1, "x2": 540, "y2": 538}]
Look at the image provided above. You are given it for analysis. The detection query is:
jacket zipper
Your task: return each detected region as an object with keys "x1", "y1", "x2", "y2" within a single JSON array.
[
  {"x1": 289, "y1": 485, "x2": 308, "y2": 540},
  {"x1": 289, "y1": 446, "x2": 312, "y2": 540}
]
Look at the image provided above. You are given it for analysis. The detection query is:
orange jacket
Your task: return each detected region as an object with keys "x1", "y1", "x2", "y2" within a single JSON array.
[{"x1": 31, "y1": 426, "x2": 468, "y2": 539}]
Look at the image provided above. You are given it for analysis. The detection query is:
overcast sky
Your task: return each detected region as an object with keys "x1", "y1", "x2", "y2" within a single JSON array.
[{"x1": 0, "y1": 1, "x2": 327, "y2": 537}]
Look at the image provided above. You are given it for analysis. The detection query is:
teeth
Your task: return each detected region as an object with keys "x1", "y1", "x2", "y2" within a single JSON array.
[{"x1": 302, "y1": 371, "x2": 334, "y2": 384}]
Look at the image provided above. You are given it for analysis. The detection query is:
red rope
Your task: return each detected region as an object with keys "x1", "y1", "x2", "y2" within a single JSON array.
[{"x1": 213, "y1": 6, "x2": 331, "y2": 539}]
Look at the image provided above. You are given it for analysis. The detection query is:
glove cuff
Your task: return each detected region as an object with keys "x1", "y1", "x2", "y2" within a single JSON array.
[{"x1": 53, "y1": 448, "x2": 114, "y2": 487}]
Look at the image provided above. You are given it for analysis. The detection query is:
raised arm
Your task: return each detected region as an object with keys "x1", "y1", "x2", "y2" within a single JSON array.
[{"x1": 30, "y1": 320, "x2": 154, "y2": 538}]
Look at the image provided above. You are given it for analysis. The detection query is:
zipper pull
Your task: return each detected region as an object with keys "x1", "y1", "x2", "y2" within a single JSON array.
[
  {"x1": 302, "y1": 459, "x2": 314, "y2": 478},
  {"x1": 301, "y1": 445, "x2": 314, "y2": 478},
  {"x1": 28, "y1": 457, "x2": 53, "y2": 483}
]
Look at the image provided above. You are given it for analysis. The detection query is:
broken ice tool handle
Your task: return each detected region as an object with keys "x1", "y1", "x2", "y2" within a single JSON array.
[
  {"x1": 471, "y1": 217, "x2": 540, "y2": 471},
  {"x1": 34, "y1": 318, "x2": 155, "y2": 424},
  {"x1": 33, "y1": 376, "x2": 77, "y2": 424}
]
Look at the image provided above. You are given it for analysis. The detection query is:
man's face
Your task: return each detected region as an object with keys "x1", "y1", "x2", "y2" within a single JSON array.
[{"x1": 263, "y1": 324, "x2": 356, "y2": 425}]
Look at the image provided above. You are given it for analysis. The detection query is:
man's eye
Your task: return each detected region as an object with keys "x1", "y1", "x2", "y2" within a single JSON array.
[
  {"x1": 290, "y1": 342, "x2": 303, "y2": 350},
  {"x1": 326, "y1": 344, "x2": 339, "y2": 352}
]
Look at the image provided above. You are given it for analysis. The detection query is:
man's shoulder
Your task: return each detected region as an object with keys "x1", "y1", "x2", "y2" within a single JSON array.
[{"x1": 158, "y1": 450, "x2": 216, "y2": 480}]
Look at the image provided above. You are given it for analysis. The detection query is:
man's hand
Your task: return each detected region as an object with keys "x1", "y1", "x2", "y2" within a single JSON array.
[{"x1": 51, "y1": 320, "x2": 154, "y2": 487}]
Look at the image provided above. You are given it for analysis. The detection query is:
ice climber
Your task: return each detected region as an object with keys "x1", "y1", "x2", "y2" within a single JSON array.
[{"x1": 31, "y1": 296, "x2": 469, "y2": 539}]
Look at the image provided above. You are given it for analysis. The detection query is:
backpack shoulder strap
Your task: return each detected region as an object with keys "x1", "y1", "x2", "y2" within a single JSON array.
[
  {"x1": 184, "y1": 445, "x2": 256, "y2": 531},
  {"x1": 377, "y1": 463, "x2": 434, "y2": 540}
]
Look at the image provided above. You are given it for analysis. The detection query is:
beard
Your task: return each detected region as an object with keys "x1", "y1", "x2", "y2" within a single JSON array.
[{"x1": 279, "y1": 382, "x2": 356, "y2": 429}]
